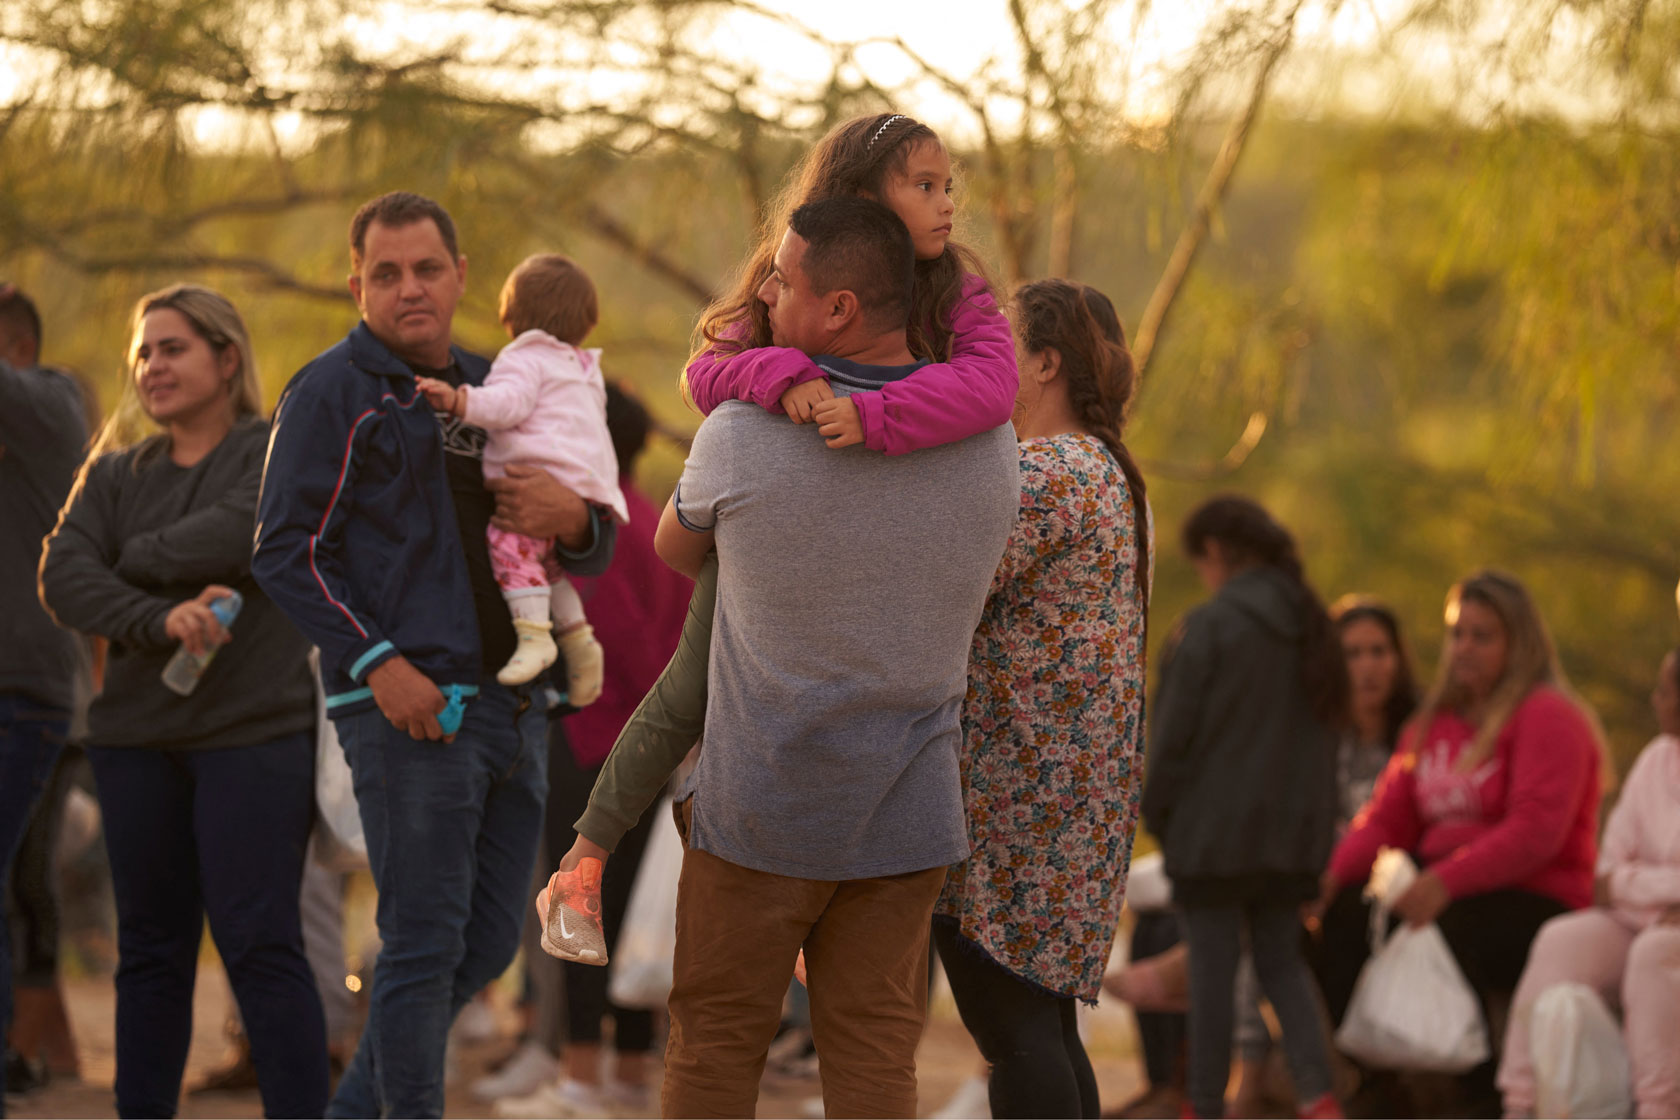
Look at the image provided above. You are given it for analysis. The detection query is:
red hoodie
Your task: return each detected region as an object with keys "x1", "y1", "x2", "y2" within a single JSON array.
[{"x1": 1329, "y1": 686, "x2": 1601, "y2": 909}]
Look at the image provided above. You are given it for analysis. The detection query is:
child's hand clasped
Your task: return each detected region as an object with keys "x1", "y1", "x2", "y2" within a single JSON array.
[
  {"x1": 813, "y1": 396, "x2": 864, "y2": 449},
  {"x1": 414, "y1": 376, "x2": 464, "y2": 417},
  {"x1": 780, "y1": 378, "x2": 834, "y2": 423}
]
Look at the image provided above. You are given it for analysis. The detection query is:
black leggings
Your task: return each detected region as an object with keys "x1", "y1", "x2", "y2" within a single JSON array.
[
  {"x1": 544, "y1": 722, "x2": 656, "y2": 1052},
  {"x1": 933, "y1": 920, "x2": 1099, "y2": 1119},
  {"x1": 1130, "y1": 910, "x2": 1187, "y2": 1090}
]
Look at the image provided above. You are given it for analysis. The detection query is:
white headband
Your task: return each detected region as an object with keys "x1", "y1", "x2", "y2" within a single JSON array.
[{"x1": 866, "y1": 114, "x2": 908, "y2": 153}]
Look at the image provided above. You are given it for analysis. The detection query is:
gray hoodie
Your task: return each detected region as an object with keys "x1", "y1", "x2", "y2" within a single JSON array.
[
  {"x1": 1142, "y1": 565, "x2": 1338, "y2": 903},
  {"x1": 2, "y1": 362, "x2": 87, "y2": 711}
]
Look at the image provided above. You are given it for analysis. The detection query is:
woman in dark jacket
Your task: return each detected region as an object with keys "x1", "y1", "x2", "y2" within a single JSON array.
[
  {"x1": 39, "y1": 284, "x2": 325, "y2": 1118},
  {"x1": 1143, "y1": 495, "x2": 1346, "y2": 1120}
]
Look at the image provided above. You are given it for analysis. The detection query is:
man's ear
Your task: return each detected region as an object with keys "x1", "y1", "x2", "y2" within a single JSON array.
[
  {"x1": 827, "y1": 289, "x2": 861, "y2": 333},
  {"x1": 347, "y1": 271, "x2": 363, "y2": 309}
]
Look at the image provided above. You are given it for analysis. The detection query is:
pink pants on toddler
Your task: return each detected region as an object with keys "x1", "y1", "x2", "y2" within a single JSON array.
[
  {"x1": 1498, "y1": 908, "x2": 1680, "y2": 1119},
  {"x1": 485, "y1": 524, "x2": 585, "y2": 628},
  {"x1": 486, "y1": 525, "x2": 565, "y2": 590}
]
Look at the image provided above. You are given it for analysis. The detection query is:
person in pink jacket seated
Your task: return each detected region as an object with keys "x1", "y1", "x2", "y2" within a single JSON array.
[
  {"x1": 1498, "y1": 647, "x2": 1680, "y2": 1119},
  {"x1": 418, "y1": 254, "x2": 628, "y2": 701},
  {"x1": 682, "y1": 111, "x2": 1016, "y2": 450},
  {"x1": 1313, "y1": 569, "x2": 1607, "y2": 1117}
]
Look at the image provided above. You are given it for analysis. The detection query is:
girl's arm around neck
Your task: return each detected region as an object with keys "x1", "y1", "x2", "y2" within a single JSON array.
[
  {"x1": 683, "y1": 333, "x2": 825, "y2": 416},
  {"x1": 850, "y1": 274, "x2": 1016, "y2": 455}
]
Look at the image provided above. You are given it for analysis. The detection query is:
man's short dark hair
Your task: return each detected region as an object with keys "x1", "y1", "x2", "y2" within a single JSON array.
[
  {"x1": 0, "y1": 282, "x2": 43, "y2": 358},
  {"x1": 349, "y1": 191, "x2": 460, "y2": 263},
  {"x1": 787, "y1": 198, "x2": 914, "y2": 332}
]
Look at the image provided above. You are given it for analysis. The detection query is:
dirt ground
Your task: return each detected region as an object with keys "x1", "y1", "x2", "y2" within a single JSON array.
[{"x1": 10, "y1": 964, "x2": 1148, "y2": 1118}]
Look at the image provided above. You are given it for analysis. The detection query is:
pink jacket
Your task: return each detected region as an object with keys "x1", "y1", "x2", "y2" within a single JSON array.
[
  {"x1": 683, "y1": 272, "x2": 1016, "y2": 455},
  {"x1": 463, "y1": 330, "x2": 629, "y2": 523},
  {"x1": 1329, "y1": 687, "x2": 1601, "y2": 909},
  {"x1": 1602, "y1": 733, "x2": 1680, "y2": 930}
]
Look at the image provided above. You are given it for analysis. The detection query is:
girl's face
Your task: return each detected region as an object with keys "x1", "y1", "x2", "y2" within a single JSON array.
[
  {"x1": 877, "y1": 140, "x2": 956, "y2": 261},
  {"x1": 1342, "y1": 616, "x2": 1400, "y2": 723},
  {"x1": 1652, "y1": 651, "x2": 1680, "y2": 736},
  {"x1": 132, "y1": 308, "x2": 237, "y2": 426},
  {"x1": 1447, "y1": 597, "x2": 1509, "y2": 703}
]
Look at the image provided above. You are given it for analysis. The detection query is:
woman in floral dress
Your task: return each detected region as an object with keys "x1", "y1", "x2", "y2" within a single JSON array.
[{"x1": 933, "y1": 278, "x2": 1150, "y2": 1120}]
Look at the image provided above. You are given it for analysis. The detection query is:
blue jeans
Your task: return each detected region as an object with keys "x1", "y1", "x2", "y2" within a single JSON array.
[
  {"x1": 328, "y1": 682, "x2": 548, "y2": 1119},
  {"x1": 88, "y1": 731, "x2": 327, "y2": 1119},
  {"x1": 0, "y1": 692, "x2": 68, "y2": 1119}
]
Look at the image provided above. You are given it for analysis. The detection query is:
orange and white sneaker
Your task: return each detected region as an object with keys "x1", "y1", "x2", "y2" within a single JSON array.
[{"x1": 540, "y1": 857, "x2": 608, "y2": 965}]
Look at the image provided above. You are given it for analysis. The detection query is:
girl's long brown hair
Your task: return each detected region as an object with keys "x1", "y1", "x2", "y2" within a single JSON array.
[
  {"x1": 687, "y1": 112, "x2": 992, "y2": 389},
  {"x1": 1182, "y1": 495, "x2": 1349, "y2": 726},
  {"x1": 1012, "y1": 279, "x2": 1151, "y2": 620}
]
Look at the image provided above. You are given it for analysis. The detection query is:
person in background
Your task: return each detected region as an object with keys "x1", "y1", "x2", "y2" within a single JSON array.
[
  {"x1": 1497, "y1": 647, "x2": 1680, "y2": 1120},
  {"x1": 1143, "y1": 495, "x2": 1346, "y2": 1120},
  {"x1": 1227, "y1": 596, "x2": 1419, "y2": 1117},
  {"x1": 932, "y1": 278, "x2": 1150, "y2": 1120},
  {"x1": 1316, "y1": 569, "x2": 1606, "y2": 1118},
  {"x1": 39, "y1": 283, "x2": 327, "y2": 1118},
  {"x1": 0, "y1": 282, "x2": 89, "y2": 1112},
  {"x1": 491, "y1": 384, "x2": 691, "y2": 1119}
]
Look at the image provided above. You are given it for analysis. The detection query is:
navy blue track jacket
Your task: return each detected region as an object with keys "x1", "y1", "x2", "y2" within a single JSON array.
[{"x1": 254, "y1": 321, "x2": 609, "y2": 716}]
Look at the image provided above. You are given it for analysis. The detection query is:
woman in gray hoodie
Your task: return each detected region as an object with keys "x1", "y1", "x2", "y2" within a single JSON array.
[{"x1": 1143, "y1": 495, "x2": 1347, "y2": 1120}]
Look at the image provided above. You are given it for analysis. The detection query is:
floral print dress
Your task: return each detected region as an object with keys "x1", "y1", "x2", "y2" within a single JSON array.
[{"x1": 935, "y1": 432, "x2": 1149, "y2": 1002}]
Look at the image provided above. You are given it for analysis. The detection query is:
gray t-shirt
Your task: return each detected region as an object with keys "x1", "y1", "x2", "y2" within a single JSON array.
[{"x1": 675, "y1": 356, "x2": 1020, "y2": 880}]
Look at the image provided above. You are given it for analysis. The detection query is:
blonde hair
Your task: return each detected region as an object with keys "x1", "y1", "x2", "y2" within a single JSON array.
[
  {"x1": 500, "y1": 254, "x2": 598, "y2": 344},
  {"x1": 1413, "y1": 569, "x2": 1611, "y2": 783},
  {"x1": 87, "y1": 283, "x2": 262, "y2": 463}
]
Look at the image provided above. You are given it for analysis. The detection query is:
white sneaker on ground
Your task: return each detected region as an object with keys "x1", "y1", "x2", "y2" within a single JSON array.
[
  {"x1": 601, "y1": 1078, "x2": 654, "y2": 1114},
  {"x1": 931, "y1": 1074, "x2": 992, "y2": 1118},
  {"x1": 470, "y1": 1040, "x2": 561, "y2": 1102},
  {"x1": 452, "y1": 997, "x2": 500, "y2": 1044},
  {"x1": 496, "y1": 1078, "x2": 608, "y2": 1119}
]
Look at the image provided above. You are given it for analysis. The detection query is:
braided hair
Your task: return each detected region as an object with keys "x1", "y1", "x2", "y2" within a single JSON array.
[{"x1": 1011, "y1": 279, "x2": 1151, "y2": 617}]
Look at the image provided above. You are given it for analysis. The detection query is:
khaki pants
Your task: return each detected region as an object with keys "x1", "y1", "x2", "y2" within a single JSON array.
[{"x1": 662, "y1": 800, "x2": 946, "y2": 1119}]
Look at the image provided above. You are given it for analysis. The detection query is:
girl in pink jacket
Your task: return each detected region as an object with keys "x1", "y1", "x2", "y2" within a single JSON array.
[
  {"x1": 1498, "y1": 648, "x2": 1680, "y2": 1119},
  {"x1": 682, "y1": 111, "x2": 1017, "y2": 449},
  {"x1": 419, "y1": 255, "x2": 627, "y2": 702}
]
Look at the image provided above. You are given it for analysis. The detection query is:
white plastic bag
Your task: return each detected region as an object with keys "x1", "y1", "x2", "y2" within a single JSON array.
[
  {"x1": 1334, "y1": 849, "x2": 1489, "y2": 1072},
  {"x1": 607, "y1": 797, "x2": 682, "y2": 1010},
  {"x1": 310, "y1": 649, "x2": 369, "y2": 873},
  {"x1": 1124, "y1": 851, "x2": 1172, "y2": 913},
  {"x1": 1529, "y1": 982, "x2": 1632, "y2": 1120}
]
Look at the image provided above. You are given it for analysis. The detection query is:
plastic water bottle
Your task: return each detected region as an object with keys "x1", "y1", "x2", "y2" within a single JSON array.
[{"x1": 160, "y1": 590, "x2": 243, "y2": 696}]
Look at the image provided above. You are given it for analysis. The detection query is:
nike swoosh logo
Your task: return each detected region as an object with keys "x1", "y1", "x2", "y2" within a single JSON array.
[{"x1": 559, "y1": 911, "x2": 575, "y2": 940}]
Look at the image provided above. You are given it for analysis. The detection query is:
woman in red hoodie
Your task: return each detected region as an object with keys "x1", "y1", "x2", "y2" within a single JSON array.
[{"x1": 1315, "y1": 569, "x2": 1605, "y2": 1115}]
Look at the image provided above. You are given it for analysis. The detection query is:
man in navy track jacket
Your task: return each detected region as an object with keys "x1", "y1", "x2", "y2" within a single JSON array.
[{"x1": 254, "y1": 191, "x2": 615, "y2": 1118}]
